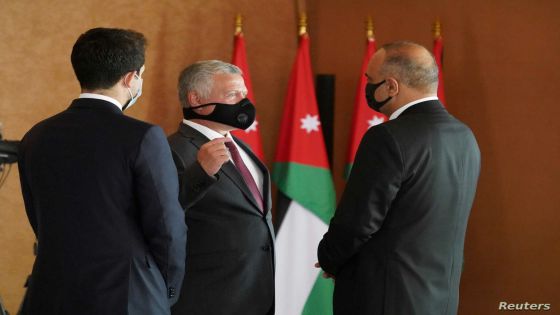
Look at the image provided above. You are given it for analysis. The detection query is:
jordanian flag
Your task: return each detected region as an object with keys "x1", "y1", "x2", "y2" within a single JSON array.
[
  {"x1": 273, "y1": 33, "x2": 336, "y2": 315},
  {"x1": 345, "y1": 27, "x2": 386, "y2": 178},
  {"x1": 230, "y1": 15, "x2": 265, "y2": 159}
]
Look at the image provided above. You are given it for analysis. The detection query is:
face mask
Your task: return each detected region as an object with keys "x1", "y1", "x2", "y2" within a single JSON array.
[
  {"x1": 365, "y1": 79, "x2": 391, "y2": 111},
  {"x1": 123, "y1": 74, "x2": 142, "y2": 111},
  {"x1": 183, "y1": 98, "x2": 256, "y2": 130}
]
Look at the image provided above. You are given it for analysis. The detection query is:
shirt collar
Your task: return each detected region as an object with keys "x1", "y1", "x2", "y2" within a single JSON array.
[
  {"x1": 79, "y1": 93, "x2": 123, "y2": 110},
  {"x1": 182, "y1": 119, "x2": 233, "y2": 141},
  {"x1": 389, "y1": 96, "x2": 439, "y2": 120}
]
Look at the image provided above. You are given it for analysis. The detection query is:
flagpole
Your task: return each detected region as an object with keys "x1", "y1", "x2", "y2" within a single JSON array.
[
  {"x1": 433, "y1": 18, "x2": 442, "y2": 39},
  {"x1": 235, "y1": 13, "x2": 243, "y2": 35},
  {"x1": 295, "y1": 0, "x2": 307, "y2": 28},
  {"x1": 366, "y1": 16, "x2": 374, "y2": 42},
  {"x1": 299, "y1": 12, "x2": 307, "y2": 36}
]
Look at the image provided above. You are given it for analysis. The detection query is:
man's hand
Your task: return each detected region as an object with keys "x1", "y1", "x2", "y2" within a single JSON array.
[
  {"x1": 197, "y1": 138, "x2": 232, "y2": 176},
  {"x1": 314, "y1": 262, "x2": 335, "y2": 280}
]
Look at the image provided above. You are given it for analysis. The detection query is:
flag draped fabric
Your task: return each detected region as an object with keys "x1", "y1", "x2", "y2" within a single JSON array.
[
  {"x1": 345, "y1": 37, "x2": 386, "y2": 178},
  {"x1": 273, "y1": 34, "x2": 336, "y2": 315},
  {"x1": 231, "y1": 32, "x2": 265, "y2": 159},
  {"x1": 433, "y1": 35, "x2": 446, "y2": 106}
]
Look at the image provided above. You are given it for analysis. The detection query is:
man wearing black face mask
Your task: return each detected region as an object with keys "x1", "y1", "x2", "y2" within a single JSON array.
[
  {"x1": 317, "y1": 41, "x2": 480, "y2": 315},
  {"x1": 18, "y1": 28, "x2": 186, "y2": 315},
  {"x1": 168, "y1": 60, "x2": 275, "y2": 315}
]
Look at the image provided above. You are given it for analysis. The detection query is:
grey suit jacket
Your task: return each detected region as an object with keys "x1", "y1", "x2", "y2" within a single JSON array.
[
  {"x1": 318, "y1": 100, "x2": 480, "y2": 315},
  {"x1": 169, "y1": 123, "x2": 275, "y2": 315},
  {"x1": 18, "y1": 98, "x2": 187, "y2": 315}
]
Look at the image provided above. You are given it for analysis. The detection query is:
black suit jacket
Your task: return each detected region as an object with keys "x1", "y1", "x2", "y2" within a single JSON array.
[
  {"x1": 168, "y1": 123, "x2": 275, "y2": 315},
  {"x1": 318, "y1": 100, "x2": 480, "y2": 315},
  {"x1": 18, "y1": 98, "x2": 187, "y2": 315}
]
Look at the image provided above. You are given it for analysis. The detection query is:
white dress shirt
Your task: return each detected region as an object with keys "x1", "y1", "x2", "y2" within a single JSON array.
[
  {"x1": 79, "y1": 93, "x2": 123, "y2": 110},
  {"x1": 183, "y1": 119, "x2": 264, "y2": 196},
  {"x1": 389, "y1": 96, "x2": 439, "y2": 120}
]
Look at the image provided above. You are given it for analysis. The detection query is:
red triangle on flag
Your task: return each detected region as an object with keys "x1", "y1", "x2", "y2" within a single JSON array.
[
  {"x1": 274, "y1": 34, "x2": 330, "y2": 169},
  {"x1": 231, "y1": 32, "x2": 265, "y2": 160}
]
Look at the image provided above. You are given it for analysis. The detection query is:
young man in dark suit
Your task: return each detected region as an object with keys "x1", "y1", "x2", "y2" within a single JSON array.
[
  {"x1": 168, "y1": 60, "x2": 275, "y2": 315},
  {"x1": 317, "y1": 41, "x2": 481, "y2": 315},
  {"x1": 18, "y1": 28, "x2": 187, "y2": 315}
]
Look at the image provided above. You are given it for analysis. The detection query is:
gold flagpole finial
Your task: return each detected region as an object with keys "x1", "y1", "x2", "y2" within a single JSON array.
[
  {"x1": 366, "y1": 16, "x2": 375, "y2": 41},
  {"x1": 298, "y1": 12, "x2": 308, "y2": 36},
  {"x1": 235, "y1": 14, "x2": 243, "y2": 35},
  {"x1": 433, "y1": 18, "x2": 442, "y2": 38}
]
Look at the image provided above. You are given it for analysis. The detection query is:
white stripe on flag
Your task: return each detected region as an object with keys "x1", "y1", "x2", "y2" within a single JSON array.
[{"x1": 275, "y1": 200, "x2": 329, "y2": 315}]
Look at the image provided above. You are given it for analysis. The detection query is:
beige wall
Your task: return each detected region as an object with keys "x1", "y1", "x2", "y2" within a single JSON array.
[
  {"x1": 1, "y1": 0, "x2": 559, "y2": 313},
  {"x1": 0, "y1": 0, "x2": 297, "y2": 312}
]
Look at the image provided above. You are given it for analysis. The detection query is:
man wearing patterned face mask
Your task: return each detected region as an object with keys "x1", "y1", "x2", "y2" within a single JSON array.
[{"x1": 168, "y1": 60, "x2": 275, "y2": 315}]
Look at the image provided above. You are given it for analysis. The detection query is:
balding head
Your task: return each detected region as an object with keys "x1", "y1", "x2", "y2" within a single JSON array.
[
  {"x1": 365, "y1": 41, "x2": 439, "y2": 116},
  {"x1": 378, "y1": 41, "x2": 439, "y2": 94}
]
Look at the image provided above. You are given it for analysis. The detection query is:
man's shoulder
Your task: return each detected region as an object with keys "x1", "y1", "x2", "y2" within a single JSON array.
[
  {"x1": 168, "y1": 124, "x2": 204, "y2": 145},
  {"x1": 168, "y1": 126, "x2": 188, "y2": 145},
  {"x1": 21, "y1": 108, "x2": 74, "y2": 144},
  {"x1": 167, "y1": 125, "x2": 201, "y2": 158},
  {"x1": 116, "y1": 113, "x2": 154, "y2": 131}
]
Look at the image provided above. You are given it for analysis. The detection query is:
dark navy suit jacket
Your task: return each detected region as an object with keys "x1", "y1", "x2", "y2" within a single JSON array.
[
  {"x1": 18, "y1": 98, "x2": 187, "y2": 315},
  {"x1": 319, "y1": 100, "x2": 480, "y2": 315}
]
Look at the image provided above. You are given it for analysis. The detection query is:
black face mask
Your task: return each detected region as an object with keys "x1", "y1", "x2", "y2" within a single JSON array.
[
  {"x1": 183, "y1": 98, "x2": 256, "y2": 130},
  {"x1": 365, "y1": 80, "x2": 392, "y2": 111}
]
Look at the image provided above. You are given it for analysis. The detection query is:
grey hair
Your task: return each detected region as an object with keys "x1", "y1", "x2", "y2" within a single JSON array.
[
  {"x1": 177, "y1": 60, "x2": 242, "y2": 108},
  {"x1": 379, "y1": 41, "x2": 439, "y2": 93}
]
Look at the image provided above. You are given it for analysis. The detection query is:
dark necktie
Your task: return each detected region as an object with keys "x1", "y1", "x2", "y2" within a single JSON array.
[{"x1": 225, "y1": 141, "x2": 264, "y2": 212}]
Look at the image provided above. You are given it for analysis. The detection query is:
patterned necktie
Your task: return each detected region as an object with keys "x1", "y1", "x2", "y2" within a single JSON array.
[{"x1": 225, "y1": 141, "x2": 264, "y2": 212}]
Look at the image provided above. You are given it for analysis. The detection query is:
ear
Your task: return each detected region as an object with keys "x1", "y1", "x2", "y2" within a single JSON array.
[
  {"x1": 122, "y1": 71, "x2": 137, "y2": 88},
  {"x1": 386, "y1": 77, "x2": 400, "y2": 96},
  {"x1": 187, "y1": 91, "x2": 201, "y2": 106}
]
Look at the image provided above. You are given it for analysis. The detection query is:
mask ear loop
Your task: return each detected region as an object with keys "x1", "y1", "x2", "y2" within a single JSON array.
[{"x1": 122, "y1": 72, "x2": 141, "y2": 111}]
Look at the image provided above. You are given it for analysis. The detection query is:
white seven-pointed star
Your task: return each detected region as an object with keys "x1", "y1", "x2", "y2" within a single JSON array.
[
  {"x1": 368, "y1": 115, "x2": 385, "y2": 128},
  {"x1": 300, "y1": 114, "x2": 321, "y2": 134},
  {"x1": 245, "y1": 120, "x2": 258, "y2": 133}
]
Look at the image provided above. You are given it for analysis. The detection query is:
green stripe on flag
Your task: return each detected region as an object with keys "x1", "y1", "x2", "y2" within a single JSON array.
[
  {"x1": 302, "y1": 274, "x2": 334, "y2": 315},
  {"x1": 272, "y1": 162, "x2": 335, "y2": 224}
]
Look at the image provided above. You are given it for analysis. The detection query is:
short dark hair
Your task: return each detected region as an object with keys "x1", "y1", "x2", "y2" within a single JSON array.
[{"x1": 71, "y1": 28, "x2": 146, "y2": 90}]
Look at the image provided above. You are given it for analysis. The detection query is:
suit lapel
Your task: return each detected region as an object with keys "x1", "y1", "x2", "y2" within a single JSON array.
[
  {"x1": 179, "y1": 124, "x2": 264, "y2": 215},
  {"x1": 178, "y1": 123, "x2": 207, "y2": 149}
]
